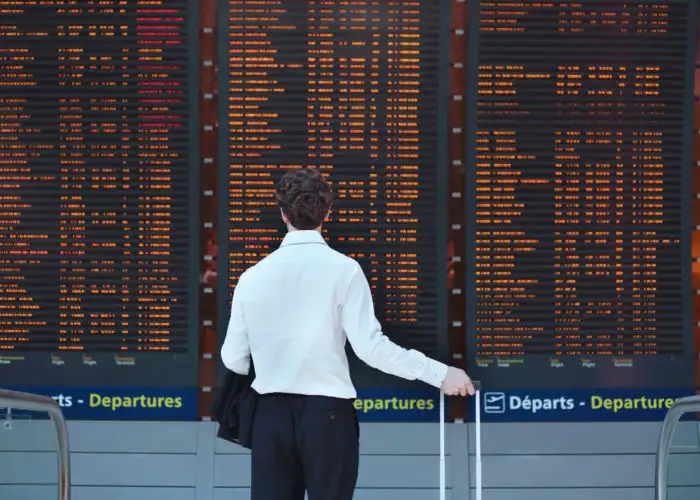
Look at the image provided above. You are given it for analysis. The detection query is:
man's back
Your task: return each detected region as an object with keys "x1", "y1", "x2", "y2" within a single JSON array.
[
  {"x1": 222, "y1": 228, "x2": 452, "y2": 396},
  {"x1": 237, "y1": 230, "x2": 359, "y2": 398}
]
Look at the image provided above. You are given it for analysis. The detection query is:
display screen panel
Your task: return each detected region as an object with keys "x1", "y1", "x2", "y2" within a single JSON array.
[
  {"x1": 466, "y1": 0, "x2": 697, "y2": 395},
  {"x1": 0, "y1": 0, "x2": 200, "y2": 419},
  {"x1": 218, "y1": 0, "x2": 450, "y2": 418}
]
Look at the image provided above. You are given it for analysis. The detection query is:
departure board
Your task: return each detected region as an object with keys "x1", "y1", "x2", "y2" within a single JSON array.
[
  {"x1": 0, "y1": 0, "x2": 199, "y2": 392},
  {"x1": 219, "y1": 0, "x2": 448, "y2": 388},
  {"x1": 466, "y1": 0, "x2": 697, "y2": 389}
]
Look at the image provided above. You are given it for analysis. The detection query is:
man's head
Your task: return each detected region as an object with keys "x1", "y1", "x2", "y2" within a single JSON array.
[{"x1": 275, "y1": 168, "x2": 333, "y2": 231}]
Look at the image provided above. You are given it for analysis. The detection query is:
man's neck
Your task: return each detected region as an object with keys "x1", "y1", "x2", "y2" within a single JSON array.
[{"x1": 286, "y1": 225, "x2": 322, "y2": 233}]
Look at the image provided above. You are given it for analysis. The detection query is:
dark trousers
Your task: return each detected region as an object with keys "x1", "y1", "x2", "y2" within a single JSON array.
[{"x1": 251, "y1": 393, "x2": 360, "y2": 500}]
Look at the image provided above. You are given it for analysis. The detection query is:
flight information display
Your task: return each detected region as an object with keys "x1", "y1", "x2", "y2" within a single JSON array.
[
  {"x1": 0, "y1": 0, "x2": 199, "y2": 395},
  {"x1": 219, "y1": 0, "x2": 448, "y2": 389},
  {"x1": 466, "y1": 0, "x2": 697, "y2": 389}
]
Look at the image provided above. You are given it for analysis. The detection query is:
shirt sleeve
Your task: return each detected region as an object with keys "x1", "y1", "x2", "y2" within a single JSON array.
[
  {"x1": 340, "y1": 263, "x2": 448, "y2": 389},
  {"x1": 220, "y1": 276, "x2": 251, "y2": 375}
]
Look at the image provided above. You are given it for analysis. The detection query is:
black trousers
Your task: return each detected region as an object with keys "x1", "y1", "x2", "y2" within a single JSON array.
[{"x1": 251, "y1": 393, "x2": 359, "y2": 500}]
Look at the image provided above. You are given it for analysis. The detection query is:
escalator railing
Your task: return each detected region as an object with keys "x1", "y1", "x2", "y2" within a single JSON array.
[
  {"x1": 0, "y1": 389, "x2": 70, "y2": 500},
  {"x1": 654, "y1": 395, "x2": 700, "y2": 500}
]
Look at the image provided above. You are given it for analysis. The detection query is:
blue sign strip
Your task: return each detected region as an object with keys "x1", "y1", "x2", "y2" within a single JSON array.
[
  {"x1": 472, "y1": 388, "x2": 697, "y2": 422},
  {"x1": 5, "y1": 387, "x2": 199, "y2": 420},
  {"x1": 354, "y1": 388, "x2": 444, "y2": 422},
  {"x1": 2, "y1": 387, "x2": 444, "y2": 422},
  {"x1": 3, "y1": 387, "x2": 695, "y2": 422}
]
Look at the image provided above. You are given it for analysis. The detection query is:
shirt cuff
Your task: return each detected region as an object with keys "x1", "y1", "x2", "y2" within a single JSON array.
[{"x1": 418, "y1": 357, "x2": 449, "y2": 389}]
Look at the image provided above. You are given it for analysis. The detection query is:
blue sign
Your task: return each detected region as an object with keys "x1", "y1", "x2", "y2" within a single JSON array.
[
  {"x1": 6, "y1": 386, "x2": 690, "y2": 423},
  {"x1": 472, "y1": 388, "x2": 696, "y2": 422},
  {"x1": 354, "y1": 388, "x2": 445, "y2": 422},
  {"x1": 4, "y1": 387, "x2": 198, "y2": 420},
  {"x1": 3, "y1": 386, "x2": 443, "y2": 422}
]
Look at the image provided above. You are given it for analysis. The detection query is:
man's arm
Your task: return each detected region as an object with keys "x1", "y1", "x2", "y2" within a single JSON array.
[
  {"x1": 220, "y1": 279, "x2": 250, "y2": 375},
  {"x1": 340, "y1": 263, "x2": 449, "y2": 388}
]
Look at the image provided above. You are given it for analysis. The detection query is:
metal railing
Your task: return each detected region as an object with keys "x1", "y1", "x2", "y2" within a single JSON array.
[
  {"x1": 654, "y1": 395, "x2": 700, "y2": 500},
  {"x1": 0, "y1": 389, "x2": 71, "y2": 500}
]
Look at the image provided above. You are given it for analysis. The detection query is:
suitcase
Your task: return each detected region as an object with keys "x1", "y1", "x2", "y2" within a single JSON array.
[{"x1": 440, "y1": 380, "x2": 481, "y2": 500}]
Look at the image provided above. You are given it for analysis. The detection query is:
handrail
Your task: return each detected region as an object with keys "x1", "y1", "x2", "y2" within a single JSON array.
[
  {"x1": 654, "y1": 395, "x2": 700, "y2": 500},
  {"x1": 0, "y1": 389, "x2": 71, "y2": 500}
]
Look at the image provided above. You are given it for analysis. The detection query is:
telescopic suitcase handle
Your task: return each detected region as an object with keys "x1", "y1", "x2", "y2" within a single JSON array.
[
  {"x1": 439, "y1": 389, "x2": 446, "y2": 500},
  {"x1": 473, "y1": 380, "x2": 482, "y2": 500},
  {"x1": 439, "y1": 380, "x2": 482, "y2": 500}
]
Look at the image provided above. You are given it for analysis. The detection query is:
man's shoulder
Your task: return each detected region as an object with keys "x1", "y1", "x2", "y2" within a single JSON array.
[
  {"x1": 240, "y1": 244, "x2": 360, "y2": 279},
  {"x1": 235, "y1": 253, "x2": 270, "y2": 287},
  {"x1": 323, "y1": 245, "x2": 361, "y2": 271},
  {"x1": 239, "y1": 253, "x2": 275, "y2": 279}
]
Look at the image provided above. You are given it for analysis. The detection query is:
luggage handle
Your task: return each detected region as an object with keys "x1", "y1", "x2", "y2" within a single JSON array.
[
  {"x1": 474, "y1": 380, "x2": 481, "y2": 500},
  {"x1": 439, "y1": 380, "x2": 481, "y2": 500}
]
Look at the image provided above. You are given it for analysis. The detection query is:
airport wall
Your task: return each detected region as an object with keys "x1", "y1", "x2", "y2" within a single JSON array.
[{"x1": 1, "y1": 421, "x2": 699, "y2": 500}]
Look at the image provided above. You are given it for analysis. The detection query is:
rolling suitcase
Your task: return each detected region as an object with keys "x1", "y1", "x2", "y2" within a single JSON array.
[{"x1": 439, "y1": 380, "x2": 481, "y2": 500}]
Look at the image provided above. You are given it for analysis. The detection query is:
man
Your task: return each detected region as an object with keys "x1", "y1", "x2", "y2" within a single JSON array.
[{"x1": 221, "y1": 168, "x2": 475, "y2": 500}]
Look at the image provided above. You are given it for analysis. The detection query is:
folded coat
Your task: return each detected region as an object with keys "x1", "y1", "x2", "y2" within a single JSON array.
[{"x1": 210, "y1": 365, "x2": 258, "y2": 449}]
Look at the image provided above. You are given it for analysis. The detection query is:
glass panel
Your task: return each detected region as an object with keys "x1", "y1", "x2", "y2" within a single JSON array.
[
  {"x1": 666, "y1": 419, "x2": 700, "y2": 500},
  {"x1": 0, "y1": 407, "x2": 59, "y2": 500}
]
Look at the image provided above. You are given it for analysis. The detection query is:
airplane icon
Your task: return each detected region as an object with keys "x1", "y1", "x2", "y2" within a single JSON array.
[{"x1": 483, "y1": 392, "x2": 506, "y2": 414}]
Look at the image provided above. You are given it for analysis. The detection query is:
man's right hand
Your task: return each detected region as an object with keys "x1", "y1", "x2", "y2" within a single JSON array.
[{"x1": 441, "y1": 367, "x2": 475, "y2": 397}]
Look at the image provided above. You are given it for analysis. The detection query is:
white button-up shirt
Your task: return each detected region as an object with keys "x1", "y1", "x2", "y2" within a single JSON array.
[{"x1": 221, "y1": 230, "x2": 448, "y2": 399}]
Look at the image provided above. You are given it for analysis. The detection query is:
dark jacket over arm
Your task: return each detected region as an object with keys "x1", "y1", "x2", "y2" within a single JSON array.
[{"x1": 210, "y1": 366, "x2": 258, "y2": 449}]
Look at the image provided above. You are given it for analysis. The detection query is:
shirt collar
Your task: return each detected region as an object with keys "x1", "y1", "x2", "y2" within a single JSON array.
[{"x1": 280, "y1": 230, "x2": 327, "y2": 247}]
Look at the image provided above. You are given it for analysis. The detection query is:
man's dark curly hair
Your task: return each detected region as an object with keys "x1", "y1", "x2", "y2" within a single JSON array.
[{"x1": 275, "y1": 168, "x2": 333, "y2": 230}]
